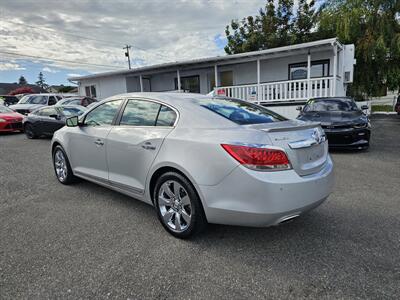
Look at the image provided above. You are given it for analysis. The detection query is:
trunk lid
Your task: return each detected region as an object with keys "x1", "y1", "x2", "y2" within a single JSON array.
[{"x1": 245, "y1": 120, "x2": 328, "y2": 176}]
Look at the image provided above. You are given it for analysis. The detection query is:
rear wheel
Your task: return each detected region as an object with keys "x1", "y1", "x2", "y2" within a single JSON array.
[
  {"x1": 24, "y1": 123, "x2": 37, "y2": 139},
  {"x1": 52, "y1": 146, "x2": 77, "y2": 184},
  {"x1": 154, "y1": 172, "x2": 207, "y2": 238}
]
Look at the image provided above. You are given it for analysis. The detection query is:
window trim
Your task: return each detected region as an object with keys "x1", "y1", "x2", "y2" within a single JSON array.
[
  {"x1": 84, "y1": 84, "x2": 97, "y2": 98},
  {"x1": 174, "y1": 75, "x2": 200, "y2": 93},
  {"x1": 115, "y1": 97, "x2": 179, "y2": 128},
  {"x1": 288, "y1": 59, "x2": 330, "y2": 80}
]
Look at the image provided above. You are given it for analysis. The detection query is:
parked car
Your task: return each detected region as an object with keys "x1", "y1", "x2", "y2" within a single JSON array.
[
  {"x1": 51, "y1": 93, "x2": 334, "y2": 238},
  {"x1": 395, "y1": 95, "x2": 400, "y2": 115},
  {"x1": 0, "y1": 95, "x2": 19, "y2": 106},
  {"x1": 9, "y1": 94, "x2": 64, "y2": 115},
  {"x1": 0, "y1": 105, "x2": 24, "y2": 132},
  {"x1": 55, "y1": 96, "x2": 97, "y2": 107},
  {"x1": 297, "y1": 97, "x2": 371, "y2": 149},
  {"x1": 23, "y1": 105, "x2": 86, "y2": 139}
]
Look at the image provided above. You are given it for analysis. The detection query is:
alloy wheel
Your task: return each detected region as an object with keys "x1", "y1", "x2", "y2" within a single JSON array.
[
  {"x1": 158, "y1": 180, "x2": 192, "y2": 233},
  {"x1": 54, "y1": 150, "x2": 68, "y2": 182}
]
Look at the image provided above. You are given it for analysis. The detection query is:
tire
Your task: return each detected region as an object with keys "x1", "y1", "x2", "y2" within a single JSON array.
[
  {"x1": 154, "y1": 172, "x2": 207, "y2": 239},
  {"x1": 24, "y1": 123, "x2": 37, "y2": 139},
  {"x1": 52, "y1": 145, "x2": 77, "y2": 185}
]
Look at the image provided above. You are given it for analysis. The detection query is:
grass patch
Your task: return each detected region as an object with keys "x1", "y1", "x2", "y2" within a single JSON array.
[{"x1": 371, "y1": 105, "x2": 394, "y2": 112}]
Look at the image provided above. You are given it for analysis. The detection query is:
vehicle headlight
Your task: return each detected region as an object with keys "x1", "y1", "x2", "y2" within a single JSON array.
[
  {"x1": 353, "y1": 123, "x2": 368, "y2": 129},
  {"x1": 0, "y1": 118, "x2": 6, "y2": 122}
]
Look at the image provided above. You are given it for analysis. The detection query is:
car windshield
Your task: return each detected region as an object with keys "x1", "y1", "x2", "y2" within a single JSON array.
[
  {"x1": 59, "y1": 107, "x2": 85, "y2": 116},
  {"x1": 303, "y1": 99, "x2": 359, "y2": 112},
  {"x1": 197, "y1": 97, "x2": 286, "y2": 125},
  {"x1": 18, "y1": 95, "x2": 47, "y2": 105},
  {"x1": 0, "y1": 106, "x2": 13, "y2": 113}
]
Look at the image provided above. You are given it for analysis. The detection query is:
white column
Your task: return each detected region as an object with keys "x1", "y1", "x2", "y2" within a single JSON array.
[
  {"x1": 139, "y1": 75, "x2": 143, "y2": 92},
  {"x1": 307, "y1": 50, "x2": 311, "y2": 99},
  {"x1": 177, "y1": 69, "x2": 181, "y2": 91},
  {"x1": 333, "y1": 44, "x2": 338, "y2": 97},
  {"x1": 257, "y1": 59, "x2": 261, "y2": 103},
  {"x1": 214, "y1": 65, "x2": 218, "y2": 88}
]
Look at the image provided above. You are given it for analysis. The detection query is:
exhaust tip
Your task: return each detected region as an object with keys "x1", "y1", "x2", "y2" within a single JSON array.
[{"x1": 278, "y1": 214, "x2": 300, "y2": 225}]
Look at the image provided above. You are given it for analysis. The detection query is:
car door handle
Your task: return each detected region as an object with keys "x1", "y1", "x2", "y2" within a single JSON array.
[
  {"x1": 94, "y1": 139, "x2": 104, "y2": 146},
  {"x1": 141, "y1": 142, "x2": 156, "y2": 150}
]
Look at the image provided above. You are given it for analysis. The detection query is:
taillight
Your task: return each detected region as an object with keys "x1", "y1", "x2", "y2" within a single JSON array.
[{"x1": 221, "y1": 144, "x2": 291, "y2": 171}]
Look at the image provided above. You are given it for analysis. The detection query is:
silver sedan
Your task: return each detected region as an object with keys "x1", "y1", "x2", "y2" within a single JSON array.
[{"x1": 51, "y1": 93, "x2": 334, "y2": 238}]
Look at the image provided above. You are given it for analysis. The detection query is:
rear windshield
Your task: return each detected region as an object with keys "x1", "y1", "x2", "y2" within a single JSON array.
[
  {"x1": 198, "y1": 98, "x2": 286, "y2": 125},
  {"x1": 59, "y1": 107, "x2": 85, "y2": 116},
  {"x1": 19, "y1": 95, "x2": 47, "y2": 105},
  {"x1": 0, "y1": 106, "x2": 13, "y2": 113}
]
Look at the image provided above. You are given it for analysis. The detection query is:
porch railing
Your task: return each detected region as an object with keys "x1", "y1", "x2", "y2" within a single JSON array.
[{"x1": 214, "y1": 77, "x2": 335, "y2": 102}]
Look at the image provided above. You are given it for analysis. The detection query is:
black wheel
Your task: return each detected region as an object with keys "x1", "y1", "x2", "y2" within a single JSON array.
[
  {"x1": 154, "y1": 172, "x2": 207, "y2": 239},
  {"x1": 52, "y1": 145, "x2": 77, "y2": 185},
  {"x1": 24, "y1": 123, "x2": 37, "y2": 139}
]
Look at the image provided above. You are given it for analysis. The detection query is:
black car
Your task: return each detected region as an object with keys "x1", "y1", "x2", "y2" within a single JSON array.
[
  {"x1": 0, "y1": 95, "x2": 19, "y2": 106},
  {"x1": 297, "y1": 97, "x2": 371, "y2": 149},
  {"x1": 23, "y1": 106, "x2": 86, "y2": 139}
]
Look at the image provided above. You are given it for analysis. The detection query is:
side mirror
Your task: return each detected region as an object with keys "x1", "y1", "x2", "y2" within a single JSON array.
[
  {"x1": 66, "y1": 116, "x2": 79, "y2": 127},
  {"x1": 296, "y1": 106, "x2": 303, "y2": 111},
  {"x1": 361, "y1": 105, "x2": 368, "y2": 110}
]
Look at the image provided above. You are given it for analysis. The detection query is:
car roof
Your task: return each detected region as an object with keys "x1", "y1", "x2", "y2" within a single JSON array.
[{"x1": 98, "y1": 92, "x2": 242, "y2": 128}]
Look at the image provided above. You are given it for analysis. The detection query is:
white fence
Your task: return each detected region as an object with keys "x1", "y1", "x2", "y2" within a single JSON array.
[{"x1": 214, "y1": 77, "x2": 335, "y2": 102}]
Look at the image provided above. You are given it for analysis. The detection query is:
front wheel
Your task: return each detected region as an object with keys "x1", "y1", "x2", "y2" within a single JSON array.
[
  {"x1": 52, "y1": 146, "x2": 77, "y2": 184},
  {"x1": 154, "y1": 172, "x2": 207, "y2": 239},
  {"x1": 24, "y1": 123, "x2": 37, "y2": 139}
]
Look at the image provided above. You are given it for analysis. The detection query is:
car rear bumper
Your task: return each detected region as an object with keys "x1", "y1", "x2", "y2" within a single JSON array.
[
  {"x1": 324, "y1": 128, "x2": 370, "y2": 148},
  {"x1": 198, "y1": 156, "x2": 334, "y2": 227}
]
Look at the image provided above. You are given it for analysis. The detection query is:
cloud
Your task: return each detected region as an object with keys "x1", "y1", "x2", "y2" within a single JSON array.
[
  {"x1": 42, "y1": 66, "x2": 59, "y2": 73},
  {"x1": 0, "y1": 61, "x2": 26, "y2": 71},
  {"x1": 67, "y1": 73, "x2": 83, "y2": 77},
  {"x1": 0, "y1": 0, "x2": 266, "y2": 74}
]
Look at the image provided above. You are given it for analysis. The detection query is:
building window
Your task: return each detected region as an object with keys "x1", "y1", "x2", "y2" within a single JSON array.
[
  {"x1": 85, "y1": 85, "x2": 97, "y2": 98},
  {"x1": 288, "y1": 60, "x2": 330, "y2": 80},
  {"x1": 175, "y1": 75, "x2": 200, "y2": 93}
]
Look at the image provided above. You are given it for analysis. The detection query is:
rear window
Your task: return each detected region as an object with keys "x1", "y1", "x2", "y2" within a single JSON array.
[{"x1": 198, "y1": 98, "x2": 286, "y2": 125}]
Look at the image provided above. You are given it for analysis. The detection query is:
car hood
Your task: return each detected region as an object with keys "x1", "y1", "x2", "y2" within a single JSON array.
[
  {"x1": 0, "y1": 112, "x2": 24, "y2": 120},
  {"x1": 298, "y1": 111, "x2": 367, "y2": 126},
  {"x1": 9, "y1": 104, "x2": 45, "y2": 111}
]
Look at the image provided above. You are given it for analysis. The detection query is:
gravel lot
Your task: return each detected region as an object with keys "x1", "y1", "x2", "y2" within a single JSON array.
[{"x1": 1, "y1": 115, "x2": 399, "y2": 299}]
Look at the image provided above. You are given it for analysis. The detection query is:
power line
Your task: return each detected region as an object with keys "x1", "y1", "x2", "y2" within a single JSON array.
[
  {"x1": 0, "y1": 50, "x2": 123, "y2": 69},
  {"x1": 4, "y1": 20, "x2": 172, "y2": 61}
]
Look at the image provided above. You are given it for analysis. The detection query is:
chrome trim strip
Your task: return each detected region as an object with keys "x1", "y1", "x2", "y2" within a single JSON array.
[{"x1": 74, "y1": 171, "x2": 144, "y2": 195}]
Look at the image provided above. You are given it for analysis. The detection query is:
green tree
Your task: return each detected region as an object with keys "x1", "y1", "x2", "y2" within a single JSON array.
[
  {"x1": 318, "y1": 0, "x2": 400, "y2": 97},
  {"x1": 35, "y1": 72, "x2": 48, "y2": 89},
  {"x1": 18, "y1": 75, "x2": 27, "y2": 85},
  {"x1": 224, "y1": 0, "x2": 318, "y2": 54},
  {"x1": 292, "y1": 0, "x2": 317, "y2": 44}
]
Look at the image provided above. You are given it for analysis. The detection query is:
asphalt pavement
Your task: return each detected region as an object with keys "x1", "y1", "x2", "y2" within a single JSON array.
[{"x1": 0, "y1": 115, "x2": 399, "y2": 299}]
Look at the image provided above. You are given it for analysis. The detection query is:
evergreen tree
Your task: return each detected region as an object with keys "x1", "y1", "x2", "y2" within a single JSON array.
[
  {"x1": 18, "y1": 75, "x2": 28, "y2": 85},
  {"x1": 36, "y1": 72, "x2": 48, "y2": 89}
]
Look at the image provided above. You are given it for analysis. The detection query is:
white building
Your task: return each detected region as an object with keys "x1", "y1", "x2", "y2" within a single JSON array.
[{"x1": 69, "y1": 38, "x2": 355, "y2": 118}]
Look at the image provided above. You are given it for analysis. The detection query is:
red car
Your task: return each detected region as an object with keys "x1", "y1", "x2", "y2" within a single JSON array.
[{"x1": 0, "y1": 105, "x2": 24, "y2": 132}]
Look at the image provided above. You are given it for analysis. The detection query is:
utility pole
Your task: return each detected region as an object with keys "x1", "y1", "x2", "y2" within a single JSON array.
[{"x1": 123, "y1": 45, "x2": 131, "y2": 69}]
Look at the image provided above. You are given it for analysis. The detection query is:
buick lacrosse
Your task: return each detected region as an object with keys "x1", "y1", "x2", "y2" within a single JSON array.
[{"x1": 51, "y1": 93, "x2": 334, "y2": 238}]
